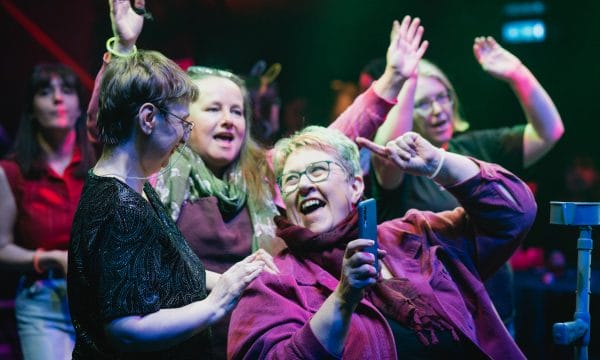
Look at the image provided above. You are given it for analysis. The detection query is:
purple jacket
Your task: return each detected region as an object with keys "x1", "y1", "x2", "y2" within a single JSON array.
[{"x1": 228, "y1": 160, "x2": 536, "y2": 360}]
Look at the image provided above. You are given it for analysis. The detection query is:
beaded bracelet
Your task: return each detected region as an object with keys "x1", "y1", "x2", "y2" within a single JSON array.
[
  {"x1": 105, "y1": 36, "x2": 138, "y2": 58},
  {"x1": 427, "y1": 148, "x2": 446, "y2": 180},
  {"x1": 32, "y1": 248, "x2": 44, "y2": 274}
]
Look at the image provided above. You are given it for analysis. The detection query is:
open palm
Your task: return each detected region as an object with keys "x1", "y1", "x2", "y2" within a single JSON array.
[
  {"x1": 110, "y1": 0, "x2": 145, "y2": 45},
  {"x1": 386, "y1": 16, "x2": 428, "y2": 79},
  {"x1": 473, "y1": 36, "x2": 522, "y2": 82}
]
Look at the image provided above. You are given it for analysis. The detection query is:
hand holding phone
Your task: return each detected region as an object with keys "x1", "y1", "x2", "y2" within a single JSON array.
[{"x1": 357, "y1": 198, "x2": 378, "y2": 273}]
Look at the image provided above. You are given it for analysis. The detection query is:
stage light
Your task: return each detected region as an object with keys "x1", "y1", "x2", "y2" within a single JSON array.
[{"x1": 502, "y1": 20, "x2": 546, "y2": 43}]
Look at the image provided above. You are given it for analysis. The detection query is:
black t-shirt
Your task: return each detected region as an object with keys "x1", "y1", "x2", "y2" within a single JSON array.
[
  {"x1": 68, "y1": 172, "x2": 211, "y2": 359},
  {"x1": 372, "y1": 125, "x2": 525, "y2": 221},
  {"x1": 371, "y1": 125, "x2": 525, "y2": 323}
]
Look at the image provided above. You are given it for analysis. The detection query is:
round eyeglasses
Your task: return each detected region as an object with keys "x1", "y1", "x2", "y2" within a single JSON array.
[
  {"x1": 278, "y1": 160, "x2": 344, "y2": 195},
  {"x1": 414, "y1": 91, "x2": 453, "y2": 115}
]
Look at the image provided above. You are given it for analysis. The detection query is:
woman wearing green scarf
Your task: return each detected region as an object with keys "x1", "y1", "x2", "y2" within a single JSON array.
[{"x1": 107, "y1": 5, "x2": 427, "y2": 360}]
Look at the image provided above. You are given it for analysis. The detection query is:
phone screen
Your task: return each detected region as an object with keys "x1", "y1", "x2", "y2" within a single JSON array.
[{"x1": 358, "y1": 198, "x2": 378, "y2": 273}]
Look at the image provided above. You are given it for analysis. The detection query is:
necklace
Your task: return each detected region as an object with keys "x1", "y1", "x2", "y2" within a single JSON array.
[{"x1": 94, "y1": 143, "x2": 189, "y2": 181}]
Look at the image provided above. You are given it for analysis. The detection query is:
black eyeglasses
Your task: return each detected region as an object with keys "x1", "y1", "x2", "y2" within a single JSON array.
[
  {"x1": 278, "y1": 160, "x2": 344, "y2": 195},
  {"x1": 157, "y1": 106, "x2": 194, "y2": 134}
]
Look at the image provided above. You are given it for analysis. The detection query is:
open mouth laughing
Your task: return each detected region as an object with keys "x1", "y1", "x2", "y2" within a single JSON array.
[{"x1": 299, "y1": 198, "x2": 326, "y2": 215}]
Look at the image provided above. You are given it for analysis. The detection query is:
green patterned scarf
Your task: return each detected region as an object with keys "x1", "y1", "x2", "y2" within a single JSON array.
[{"x1": 155, "y1": 146, "x2": 278, "y2": 252}]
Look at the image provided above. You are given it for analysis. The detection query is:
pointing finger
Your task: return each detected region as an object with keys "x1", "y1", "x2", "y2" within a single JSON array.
[{"x1": 356, "y1": 137, "x2": 388, "y2": 158}]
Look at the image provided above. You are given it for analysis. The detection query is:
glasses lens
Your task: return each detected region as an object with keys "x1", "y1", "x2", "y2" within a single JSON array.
[
  {"x1": 415, "y1": 102, "x2": 431, "y2": 114},
  {"x1": 306, "y1": 162, "x2": 330, "y2": 182},
  {"x1": 161, "y1": 107, "x2": 192, "y2": 134},
  {"x1": 281, "y1": 173, "x2": 299, "y2": 193},
  {"x1": 280, "y1": 161, "x2": 333, "y2": 194},
  {"x1": 414, "y1": 91, "x2": 452, "y2": 114},
  {"x1": 436, "y1": 92, "x2": 452, "y2": 105}
]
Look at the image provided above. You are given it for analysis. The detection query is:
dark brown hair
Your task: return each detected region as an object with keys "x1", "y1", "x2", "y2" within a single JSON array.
[
  {"x1": 11, "y1": 63, "x2": 95, "y2": 178},
  {"x1": 97, "y1": 50, "x2": 199, "y2": 145}
]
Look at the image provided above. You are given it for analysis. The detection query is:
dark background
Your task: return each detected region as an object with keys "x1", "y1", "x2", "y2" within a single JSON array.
[
  {"x1": 3, "y1": 0, "x2": 598, "y2": 245},
  {"x1": 1, "y1": 0, "x2": 598, "y2": 155},
  {"x1": 1, "y1": 1, "x2": 599, "y2": 359},
  {"x1": 2, "y1": 0, "x2": 599, "y2": 198}
]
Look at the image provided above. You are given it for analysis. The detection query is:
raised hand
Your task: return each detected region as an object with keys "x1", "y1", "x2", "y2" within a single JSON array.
[
  {"x1": 109, "y1": 0, "x2": 145, "y2": 50},
  {"x1": 385, "y1": 15, "x2": 429, "y2": 79},
  {"x1": 374, "y1": 16, "x2": 428, "y2": 101},
  {"x1": 473, "y1": 36, "x2": 522, "y2": 82},
  {"x1": 357, "y1": 132, "x2": 443, "y2": 178}
]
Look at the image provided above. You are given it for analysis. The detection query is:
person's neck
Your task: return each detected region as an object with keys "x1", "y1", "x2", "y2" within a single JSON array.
[
  {"x1": 206, "y1": 161, "x2": 226, "y2": 179},
  {"x1": 37, "y1": 128, "x2": 76, "y2": 175},
  {"x1": 93, "y1": 142, "x2": 151, "y2": 194}
]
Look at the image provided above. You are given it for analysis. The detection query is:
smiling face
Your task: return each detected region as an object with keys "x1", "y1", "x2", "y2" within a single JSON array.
[
  {"x1": 32, "y1": 75, "x2": 81, "y2": 130},
  {"x1": 281, "y1": 148, "x2": 363, "y2": 233},
  {"x1": 187, "y1": 76, "x2": 246, "y2": 176},
  {"x1": 413, "y1": 76, "x2": 455, "y2": 147}
]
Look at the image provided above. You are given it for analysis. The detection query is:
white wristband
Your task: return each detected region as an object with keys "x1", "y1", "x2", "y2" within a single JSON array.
[{"x1": 427, "y1": 148, "x2": 445, "y2": 179}]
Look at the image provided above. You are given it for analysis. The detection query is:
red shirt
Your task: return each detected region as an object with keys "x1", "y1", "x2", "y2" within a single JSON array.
[{"x1": 1, "y1": 148, "x2": 84, "y2": 250}]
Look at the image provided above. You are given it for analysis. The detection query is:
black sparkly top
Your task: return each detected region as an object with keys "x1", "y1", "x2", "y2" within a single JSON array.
[{"x1": 68, "y1": 172, "x2": 211, "y2": 359}]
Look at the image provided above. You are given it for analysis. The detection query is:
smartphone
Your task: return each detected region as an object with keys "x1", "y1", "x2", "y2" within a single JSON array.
[{"x1": 357, "y1": 198, "x2": 378, "y2": 273}]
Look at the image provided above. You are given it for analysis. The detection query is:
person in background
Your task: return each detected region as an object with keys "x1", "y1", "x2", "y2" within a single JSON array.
[
  {"x1": 246, "y1": 60, "x2": 282, "y2": 146},
  {"x1": 161, "y1": 18, "x2": 425, "y2": 358},
  {"x1": 370, "y1": 36, "x2": 564, "y2": 335},
  {"x1": 68, "y1": 46, "x2": 277, "y2": 358},
  {"x1": 228, "y1": 126, "x2": 536, "y2": 359},
  {"x1": 0, "y1": 63, "x2": 96, "y2": 359},
  {"x1": 89, "y1": 6, "x2": 426, "y2": 358}
]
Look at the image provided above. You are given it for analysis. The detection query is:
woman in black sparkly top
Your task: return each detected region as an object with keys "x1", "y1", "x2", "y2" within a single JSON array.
[{"x1": 67, "y1": 15, "x2": 276, "y2": 357}]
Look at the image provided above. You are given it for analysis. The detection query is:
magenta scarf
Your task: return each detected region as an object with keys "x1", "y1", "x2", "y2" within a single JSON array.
[
  {"x1": 275, "y1": 210, "x2": 358, "y2": 279},
  {"x1": 275, "y1": 211, "x2": 460, "y2": 346}
]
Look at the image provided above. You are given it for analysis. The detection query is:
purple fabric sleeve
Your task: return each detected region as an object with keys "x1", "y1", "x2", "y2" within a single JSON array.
[
  {"x1": 329, "y1": 83, "x2": 396, "y2": 141},
  {"x1": 228, "y1": 271, "x2": 339, "y2": 360},
  {"x1": 434, "y1": 159, "x2": 537, "y2": 279},
  {"x1": 86, "y1": 52, "x2": 111, "y2": 144}
]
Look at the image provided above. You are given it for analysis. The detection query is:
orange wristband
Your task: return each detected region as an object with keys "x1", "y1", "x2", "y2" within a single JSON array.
[{"x1": 32, "y1": 248, "x2": 44, "y2": 274}]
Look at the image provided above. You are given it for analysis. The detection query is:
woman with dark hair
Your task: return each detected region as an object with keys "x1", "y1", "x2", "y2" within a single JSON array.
[
  {"x1": 68, "y1": 47, "x2": 277, "y2": 359},
  {"x1": 87, "y1": 4, "x2": 426, "y2": 358},
  {"x1": 68, "y1": 5, "x2": 279, "y2": 355},
  {"x1": 0, "y1": 63, "x2": 95, "y2": 359}
]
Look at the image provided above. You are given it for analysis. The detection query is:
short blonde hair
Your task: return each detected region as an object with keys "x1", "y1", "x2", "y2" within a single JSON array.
[
  {"x1": 273, "y1": 126, "x2": 361, "y2": 182},
  {"x1": 417, "y1": 59, "x2": 469, "y2": 132}
]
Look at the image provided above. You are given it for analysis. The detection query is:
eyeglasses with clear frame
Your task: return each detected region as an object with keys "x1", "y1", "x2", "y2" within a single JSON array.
[
  {"x1": 414, "y1": 91, "x2": 453, "y2": 115},
  {"x1": 156, "y1": 105, "x2": 195, "y2": 135},
  {"x1": 278, "y1": 160, "x2": 345, "y2": 195}
]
